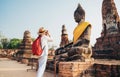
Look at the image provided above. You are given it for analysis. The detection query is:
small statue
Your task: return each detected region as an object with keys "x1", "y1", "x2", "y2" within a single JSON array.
[{"x1": 55, "y1": 4, "x2": 92, "y2": 61}]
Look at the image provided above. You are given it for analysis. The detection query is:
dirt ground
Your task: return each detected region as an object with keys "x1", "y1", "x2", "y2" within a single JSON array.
[{"x1": 0, "y1": 58, "x2": 55, "y2": 77}]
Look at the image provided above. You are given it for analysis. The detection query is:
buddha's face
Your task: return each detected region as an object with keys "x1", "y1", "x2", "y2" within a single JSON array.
[
  {"x1": 74, "y1": 11, "x2": 85, "y2": 23},
  {"x1": 74, "y1": 12, "x2": 81, "y2": 23}
]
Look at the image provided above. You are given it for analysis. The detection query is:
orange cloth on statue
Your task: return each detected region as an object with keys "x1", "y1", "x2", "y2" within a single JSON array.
[{"x1": 73, "y1": 22, "x2": 90, "y2": 43}]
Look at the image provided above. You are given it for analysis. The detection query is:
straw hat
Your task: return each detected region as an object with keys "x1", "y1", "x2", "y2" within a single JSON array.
[{"x1": 38, "y1": 27, "x2": 46, "y2": 35}]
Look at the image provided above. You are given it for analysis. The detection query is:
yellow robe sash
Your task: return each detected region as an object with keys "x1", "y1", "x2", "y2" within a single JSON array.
[{"x1": 73, "y1": 22, "x2": 90, "y2": 43}]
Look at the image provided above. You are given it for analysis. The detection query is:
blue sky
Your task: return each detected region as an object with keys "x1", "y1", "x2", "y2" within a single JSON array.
[{"x1": 0, "y1": 0, "x2": 120, "y2": 48}]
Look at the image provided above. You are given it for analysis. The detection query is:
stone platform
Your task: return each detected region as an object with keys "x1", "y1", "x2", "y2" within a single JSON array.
[
  {"x1": 94, "y1": 59, "x2": 120, "y2": 77},
  {"x1": 58, "y1": 59, "x2": 120, "y2": 77},
  {"x1": 58, "y1": 61, "x2": 94, "y2": 77}
]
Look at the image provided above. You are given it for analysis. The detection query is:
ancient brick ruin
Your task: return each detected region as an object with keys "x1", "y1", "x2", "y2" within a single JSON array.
[
  {"x1": 1, "y1": 0, "x2": 119, "y2": 77},
  {"x1": 60, "y1": 25, "x2": 69, "y2": 47},
  {"x1": 93, "y1": 0, "x2": 120, "y2": 60},
  {"x1": 17, "y1": 30, "x2": 32, "y2": 64},
  {"x1": 55, "y1": 0, "x2": 120, "y2": 77}
]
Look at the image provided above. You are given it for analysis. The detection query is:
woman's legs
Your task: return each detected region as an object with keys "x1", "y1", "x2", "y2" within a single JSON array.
[{"x1": 36, "y1": 56, "x2": 47, "y2": 77}]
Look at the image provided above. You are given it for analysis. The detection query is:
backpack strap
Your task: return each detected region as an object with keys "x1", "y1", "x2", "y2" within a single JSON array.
[{"x1": 38, "y1": 35, "x2": 45, "y2": 51}]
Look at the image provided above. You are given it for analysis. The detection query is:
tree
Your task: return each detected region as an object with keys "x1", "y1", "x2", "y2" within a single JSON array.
[
  {"x1": 7, "y1": 38, "x2": 21, "y2": 49},
  {"x1": 0, "y1": 31, "x2": 7, "y2": 49},
  {"x1": 1, "y1": 38, "x2": 9, "y2": 49},
  {"x1": 0, "y1": 44, "x2": 3, "y2": 49}
]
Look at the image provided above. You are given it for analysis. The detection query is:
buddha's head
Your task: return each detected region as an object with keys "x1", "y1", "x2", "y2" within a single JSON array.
[{"x1": 74, "y1": 4, "x2": 85, "y2": 23}]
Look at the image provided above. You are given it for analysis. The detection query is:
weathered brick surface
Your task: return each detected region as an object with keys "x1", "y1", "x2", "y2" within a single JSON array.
[
  {"x1": 94, "y1": 64, "x2": 120, "y2": 77},
  {"x1": 58, "y1": 61, "x2": 94, "y2": 77},
  {"x1": 58, "y1": 60, "x2": 120, "y2": 77}
]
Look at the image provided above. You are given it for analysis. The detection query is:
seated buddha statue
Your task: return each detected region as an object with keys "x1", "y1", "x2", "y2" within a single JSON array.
[{"x1": 55, "y1": 4, "x2": 92, "y2": 61}]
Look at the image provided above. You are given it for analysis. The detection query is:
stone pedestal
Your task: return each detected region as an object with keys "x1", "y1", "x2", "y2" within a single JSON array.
[
  {"x1": 94, "y1": 59, "x2": 120, "y2": 77},
  {"x1": 58, "y1": 61, "x2": 94, "y2": 77}
]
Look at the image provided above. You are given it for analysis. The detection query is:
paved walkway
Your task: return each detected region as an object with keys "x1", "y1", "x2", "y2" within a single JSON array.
[{"x1": 0, "y1": 58, "x2": 55, "y2": 77}]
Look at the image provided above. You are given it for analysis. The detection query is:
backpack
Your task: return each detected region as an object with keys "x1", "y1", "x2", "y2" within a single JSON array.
[{"x1": 32, "y1": 36, "x2": 43, "y2": 56}]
